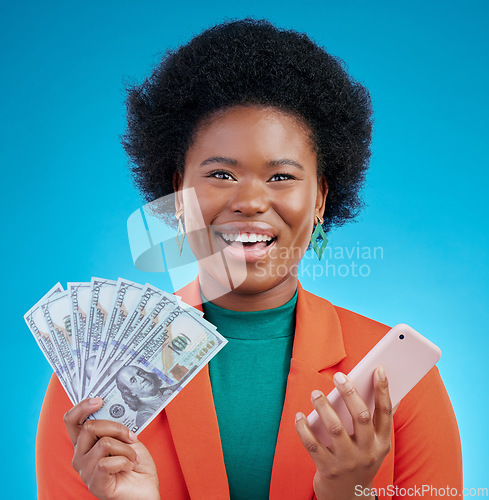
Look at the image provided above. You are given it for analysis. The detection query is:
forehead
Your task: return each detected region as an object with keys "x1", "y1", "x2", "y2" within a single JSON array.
[
  {"x1": 120, "y1": 366, "x2": 138, "y2": 380},
  {"x1": 187, "y1": 105, "x2": 317, "y2": 157}
]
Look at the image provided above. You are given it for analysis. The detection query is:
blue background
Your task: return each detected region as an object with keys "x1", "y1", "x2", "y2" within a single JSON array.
[{"x1": 1, "y1": 0, "x2": 487, "y2": 496}]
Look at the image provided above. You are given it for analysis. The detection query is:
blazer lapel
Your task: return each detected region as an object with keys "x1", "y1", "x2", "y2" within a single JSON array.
[
  {"x1": 269, "y1": 282, "x2": 346, "y2": 499},
  {"x1": 166, "y1": 277, "x2": 230, "y2": 499}
]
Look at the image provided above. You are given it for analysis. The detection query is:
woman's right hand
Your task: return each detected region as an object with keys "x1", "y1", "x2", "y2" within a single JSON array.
[{"x1": 64, "y1": 398, "x2": 160, "y2": 500}]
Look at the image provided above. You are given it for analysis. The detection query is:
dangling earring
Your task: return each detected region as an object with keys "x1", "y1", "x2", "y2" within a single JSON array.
[
  {"x1": 175, "y1": 208, "x2": 185, "y2": 256},
  {"x1": 311, "y1": 215, "x2": 328, "y2": 260}
]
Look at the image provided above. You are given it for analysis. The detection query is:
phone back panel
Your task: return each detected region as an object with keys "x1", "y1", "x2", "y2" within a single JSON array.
[{"x1": 306, "y1": 323, "x2": 441, "y2": 447}]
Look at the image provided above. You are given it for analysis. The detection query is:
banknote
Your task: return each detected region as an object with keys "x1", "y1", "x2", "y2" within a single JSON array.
[
  {"x1": 92, "y1": 278, "x2": 144, "y2": 380},
  {"x1": 67, "y1": 282, "x2": 91, "y2": 391},
  {"x1": 87, "y1": 283, "x2": 163, "y2": 395},
  {"x1": 89, "y1": 303, "x2": 227, "y2": 433},
  {"x1": 40, "y1": 290, "x2": 79, "y2": 400},
  {"x1": 87, "y1": 291, "x2": 180, "y2": 396},
  {"x1": 82, "y1": 278, "x2": 117, "y2": 394},
  {"x1": 27, "y1": 277, "x2": 227, "y2": 429},
  {"x1": 24, "y1": 283, "x2": 77, "y2": 403}
]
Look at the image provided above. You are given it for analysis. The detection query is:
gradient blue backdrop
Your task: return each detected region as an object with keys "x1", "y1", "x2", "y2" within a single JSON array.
[{"x1": 2, "y1": 0, "x2": 487, "y2": 496}]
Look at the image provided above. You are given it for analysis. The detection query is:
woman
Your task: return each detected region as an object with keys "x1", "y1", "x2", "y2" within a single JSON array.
[{"x1": 37, "y1": 18, "x2": 462, "y2": 499}]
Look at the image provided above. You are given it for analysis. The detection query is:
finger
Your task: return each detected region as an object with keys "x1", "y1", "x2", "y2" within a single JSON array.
[
  {"x1": 64, "y1": 398, "x2": 104, "y2": 446},
  {"x1": 89, "y1": 456, "x2": 134, "y2": 498},
  {"x1": 333, "y1": 372, "x2": 374, "y2": 448},
  {"x1": 309, "y1": 390, "x2": 353, "y2": 455},
  {"x1": 294, "y1": 412, "x2": 334, "y2": 469},
  {"x1": 372, "y1": 367, "x2": 394, "y2": 438},
  {"x1": 75, "y1": 419, "x2": 138, "y2": 458},
  {"x1": 77, "y1": 437, "x2": 139, "y2": 480},
  {"x1": 73, "y1": 422, "x2": 138, "y2": 481},
  {"x1": 86, "y1": 436, "x2": 139, "y2": 466}
]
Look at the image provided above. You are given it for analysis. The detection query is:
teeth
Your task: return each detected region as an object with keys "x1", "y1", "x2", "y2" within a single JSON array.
[{"x1": 220, "y1": 233, "x2": 273, "y2": 243}]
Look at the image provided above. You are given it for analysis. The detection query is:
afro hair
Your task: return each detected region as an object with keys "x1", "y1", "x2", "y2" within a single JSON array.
[{"x1": 122, "y1": 17, "x2": 373, "y2": 232}]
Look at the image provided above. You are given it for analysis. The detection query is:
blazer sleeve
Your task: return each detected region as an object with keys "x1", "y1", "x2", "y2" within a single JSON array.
[
  {"x1": 391, "y1": 366, "x2": 463, "y2": 497},
  {"x1": 36, "y1": 374, "x2": 98, "y2": 499}
]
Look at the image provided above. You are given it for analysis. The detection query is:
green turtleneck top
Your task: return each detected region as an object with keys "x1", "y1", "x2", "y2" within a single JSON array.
[{"x1": 202, "y1": 288, "x2": 298, "y2": 499}]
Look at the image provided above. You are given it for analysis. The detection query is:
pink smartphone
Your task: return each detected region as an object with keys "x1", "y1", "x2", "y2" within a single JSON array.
[{"x1": 306, "y1": 323, "x2": 441, "y2": 448}]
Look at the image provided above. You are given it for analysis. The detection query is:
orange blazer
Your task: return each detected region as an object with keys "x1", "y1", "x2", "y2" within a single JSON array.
[{"x1": 37, "y1": 278, "x2": 462, "y2": 499}]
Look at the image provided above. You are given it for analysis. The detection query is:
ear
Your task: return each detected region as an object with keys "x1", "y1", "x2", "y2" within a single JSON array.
[
  {"x1": 315, "y1": 175, "x2": 328, "y2": 220},
  {"x1": 173, "y1": 171, "x2": 184, "y2": 213}
]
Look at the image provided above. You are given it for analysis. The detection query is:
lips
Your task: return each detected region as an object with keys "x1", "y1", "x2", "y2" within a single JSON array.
[{"x1": 213, "y1": 222, "x2": 277, "y2": 262}]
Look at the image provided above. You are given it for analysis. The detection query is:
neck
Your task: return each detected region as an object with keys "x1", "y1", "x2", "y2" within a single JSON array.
[{"x1": 198, "y1": 270, "x2": 298, "y2": 311}]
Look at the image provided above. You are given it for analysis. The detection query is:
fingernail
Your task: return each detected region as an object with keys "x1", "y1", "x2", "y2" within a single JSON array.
[
  {"x1": 311, "y1": 389, "x2": 323, "y2": 401},
  {"x1": 377, "y1": 367, "x2": 386, "y2": 380},
  {"x1": 88, "y1": 397, "x2": 103, "y2": 406},
  {"x1": 129, "y1": 431, "x2": 138, "y2": 442},
  {"x1": 295, "y1": 412, "x2": 304, "y2": 422},
  {"x1": 334, "y1": 372, "x2": 347, "y2": 385}
]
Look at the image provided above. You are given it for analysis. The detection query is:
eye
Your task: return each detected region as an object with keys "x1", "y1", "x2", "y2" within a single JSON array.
[
  {"x1": 269, "y1": 172, "x2": 296, "y2": 182},
  {"x1": 130, "y1": 376, "x2": 136, "y2": 384},
  {"x1": 206, "y1": 170, "x2": 236, "y2": 181}
]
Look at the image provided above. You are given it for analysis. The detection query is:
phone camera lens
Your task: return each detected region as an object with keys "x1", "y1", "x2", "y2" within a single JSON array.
[{"x1": 399, "y1": 334, "x2": 405, "y2": 340}]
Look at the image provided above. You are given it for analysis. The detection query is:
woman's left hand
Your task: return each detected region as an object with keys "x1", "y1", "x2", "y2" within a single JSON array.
[{"x1": 295, "y1": 367, "x2": 394, "y2": 500}]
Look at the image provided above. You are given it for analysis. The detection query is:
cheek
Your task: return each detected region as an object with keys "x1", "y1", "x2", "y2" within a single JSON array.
[
  {"x1": 182, "y1": 186, "x2": 209, "y2": 251},
  {"x1": 181, "y1": 186, "x2": 206, "y2": 230},
  {"x1": 279, "y1": 190, "x2": 315, "y2": 236},
  {"x1": 181, "y1": 185, "x2": 222, "y2": 259},
  {"x1": 274, "y1": 195, "x2": 316, "y2": 264},
  {"x1": 281, "y1": 218, "x2": 312, "y2": 261},
  {"x1": 181, "y1": 183, "x2": 228, "y2": 227}
]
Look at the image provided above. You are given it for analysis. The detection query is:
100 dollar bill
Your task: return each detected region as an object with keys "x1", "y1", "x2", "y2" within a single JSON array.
[
  {"x1": 24, "y1": 283, "x2": 77, "y2": 403},
  {"x1": 89, "y1": 304, "x2": 227, "y2": 434}
]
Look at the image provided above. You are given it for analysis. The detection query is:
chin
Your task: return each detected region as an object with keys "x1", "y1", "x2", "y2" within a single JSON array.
[
  {"x1": 208, "y1": 265, "x2": 293, "y2": 294},
  {"x1": 229, "y1": 276, "x2": 275, "y2": 295}
]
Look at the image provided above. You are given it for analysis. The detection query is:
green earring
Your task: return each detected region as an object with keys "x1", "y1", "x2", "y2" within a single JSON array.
[
  {"x1": 311, "y1": 215, "x2": 328, "y2": 260},
  {"x1": 175, "y1": 209, "x2": 185, "y2": 256}
]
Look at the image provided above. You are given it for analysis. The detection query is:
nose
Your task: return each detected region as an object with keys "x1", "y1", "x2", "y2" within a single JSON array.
[{"x1": 228, "y1": 178, "x2": 270, "y2": 216}]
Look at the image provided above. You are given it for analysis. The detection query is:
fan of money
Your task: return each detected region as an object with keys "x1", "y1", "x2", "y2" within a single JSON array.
[{"x1": 24, "y1": 277, "x2": 226, "y2": 434}]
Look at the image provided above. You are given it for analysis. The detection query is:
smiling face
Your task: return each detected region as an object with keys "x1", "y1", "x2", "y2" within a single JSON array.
[{"x1": 174, "y1": 105, "x2": 327, "y2": 310}]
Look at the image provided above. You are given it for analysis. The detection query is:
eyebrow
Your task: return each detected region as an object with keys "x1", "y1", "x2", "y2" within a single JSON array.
[{"x1": 199, "y1": 156, "x2": 304, "y2": 170}]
